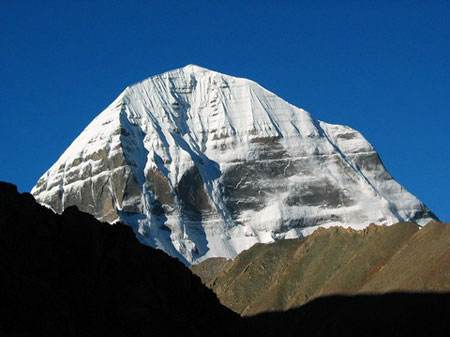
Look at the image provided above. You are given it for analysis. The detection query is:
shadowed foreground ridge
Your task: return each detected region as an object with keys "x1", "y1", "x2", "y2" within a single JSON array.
[
  {"x1": 0, "y1": 182, "x2": 238, "y2": 337},
  {"x1": 1, "y1": 181, "x2": 450, "y2": 337},
  {"x1": 246, "y1": 292, "x2": 450, "y2": 337}
]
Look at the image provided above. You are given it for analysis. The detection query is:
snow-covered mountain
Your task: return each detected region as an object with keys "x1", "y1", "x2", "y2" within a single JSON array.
[{"x1": 31, "y1": 65, "x2": 436, "y2": 264}]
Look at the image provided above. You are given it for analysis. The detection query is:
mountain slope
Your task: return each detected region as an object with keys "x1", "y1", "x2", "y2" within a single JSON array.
[
  {"x1": 31, "y1": 65, "x2": 436, "y2": 264},
  {"x1": 192, "y1": 221, "x2": 450, "y2": 315},
  {"x1": 0, "y1": 182, "x2": 238, "y2": 337}
]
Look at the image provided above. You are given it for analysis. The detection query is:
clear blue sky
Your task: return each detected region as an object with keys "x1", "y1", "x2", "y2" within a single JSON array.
[{"x1": 1, "y1": 1, "x2": 449, "y2": 220}]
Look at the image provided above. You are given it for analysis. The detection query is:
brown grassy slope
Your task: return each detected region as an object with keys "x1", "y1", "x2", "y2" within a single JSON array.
[
  {"x1": 191, "y1": 257, "x2": 231, "y2": 285},
  {"x1": 362, "y1": 221, "x2": 450, "y2": 292},
  {"x1": 192, "y1": 222, "x2": 450, "y2": 316}
]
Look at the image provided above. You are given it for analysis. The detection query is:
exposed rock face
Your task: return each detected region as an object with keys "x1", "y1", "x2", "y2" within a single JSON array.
[
  {"x1": 192, "y1": 222, "x2": 450, "y2": 316},
  {"x1": 32, "y1": 65, "x2": 436, "y2": 264}
]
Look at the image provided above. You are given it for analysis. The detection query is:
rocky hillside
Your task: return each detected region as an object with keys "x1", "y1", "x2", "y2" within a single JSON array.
[{"x1": 192, "y1": 221, "x2": 450, "y2": 315}]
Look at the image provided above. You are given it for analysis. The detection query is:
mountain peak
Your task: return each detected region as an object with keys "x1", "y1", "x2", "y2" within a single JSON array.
[
  {"x1": 157, "y1": 64, "x2": 217, "y2": 77},
  {"x1": 31, "y1": 67, "x2": 436, "y2": 264},
  {"x1": 182, "y1": 64, "x2": 211, "y2": 72},
  {"x1": 125, "y1": 64, "x2": 238, "y2": 97},
  {"x1": 144, "y1": 64, "x2": 222, "y2": 81}
]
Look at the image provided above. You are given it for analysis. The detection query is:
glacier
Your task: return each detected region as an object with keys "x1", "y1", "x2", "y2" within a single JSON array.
[{"x1": 31, "y1": 65, "x2": 436, "y2": 264}]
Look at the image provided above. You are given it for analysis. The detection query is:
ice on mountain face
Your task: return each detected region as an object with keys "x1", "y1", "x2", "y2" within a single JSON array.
[{"x1": 31, "y1": 65, "x2": 437, "y2": 264}]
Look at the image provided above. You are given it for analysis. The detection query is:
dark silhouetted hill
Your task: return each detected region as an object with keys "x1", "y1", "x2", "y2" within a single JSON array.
[
  {"x1": 0, "y1": 182, "x2": 239, "y2": 337},
  {"x1": 243, "y1": 292, "x2": 450, "y2": 337}
]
